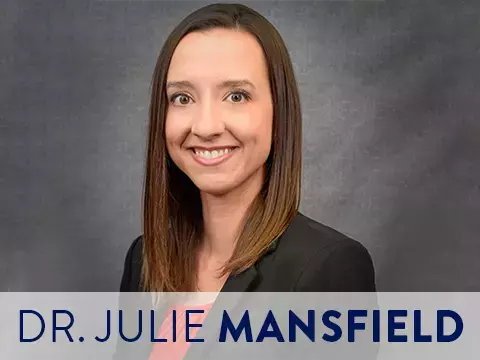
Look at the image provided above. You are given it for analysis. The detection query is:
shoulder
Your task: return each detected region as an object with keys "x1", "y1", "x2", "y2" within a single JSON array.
[
  {"x1": 119, "y1": 235, "x2": 143, "y2": 292},
  {"x1": 263, "y1": 212, "x2": 376, "y2": 291},
  {"x1": 120, "y1": 213, "x2": 376, "y2": 292}
]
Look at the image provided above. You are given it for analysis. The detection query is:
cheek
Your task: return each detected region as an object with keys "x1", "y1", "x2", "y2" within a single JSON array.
[
  {"x1": 254, "y1": 107, "x2": 273, "y2": 153},
  {"x1": 165, "y1": 113, "x2": 185, "y2": 150},
  {"x1": 231, "y1": 107, "x2": 273, "y2": 165},
  {"x1": 164, "y1": 118, "x2": 185, "y2": 166}
]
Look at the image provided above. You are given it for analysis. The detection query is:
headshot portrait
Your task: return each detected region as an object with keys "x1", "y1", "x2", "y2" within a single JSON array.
[
  {"x1": 118, "y1": 3, "x2": 376, "y2": 294},
  {"x1": 4, "y1": 0, "x2": 478, "y2": 297}
]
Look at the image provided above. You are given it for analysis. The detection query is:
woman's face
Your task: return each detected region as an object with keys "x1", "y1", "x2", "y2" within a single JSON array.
[{"x1": 165, "y1": 28, "x2": 273, "y2": 196}]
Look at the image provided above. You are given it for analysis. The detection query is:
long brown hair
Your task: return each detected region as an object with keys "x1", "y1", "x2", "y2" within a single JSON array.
[{"x1": 142, "y1": 3, "x2": 302, "y2": 291}]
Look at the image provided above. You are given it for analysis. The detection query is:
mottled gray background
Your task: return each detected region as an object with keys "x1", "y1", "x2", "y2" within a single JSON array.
[{"x1": 1, "y1": 0, "x2": 479, "y2": 291}]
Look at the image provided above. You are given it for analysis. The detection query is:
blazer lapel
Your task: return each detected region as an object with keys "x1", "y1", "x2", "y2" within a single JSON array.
[
  {"x1": 185, "y1": 238, "x2": 284, "y2": 359},
  {"x1": 221, "y1": 265, "x2": 260, "y2": 292},
  {"x1": 184, "y1": 267, "x2": 260, "y2": 360},
  {"x1": 220, "y1": 234, "x2": 281, "y2": 293}
]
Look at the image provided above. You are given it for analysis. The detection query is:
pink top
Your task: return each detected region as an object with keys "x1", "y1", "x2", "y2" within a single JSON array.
[{"x1": 149, "y1": 302, "x2": 213, "y2": 360}]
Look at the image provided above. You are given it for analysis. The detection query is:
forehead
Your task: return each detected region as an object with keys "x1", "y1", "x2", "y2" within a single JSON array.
[{"x1": 167, "y1": 28, "x2": 268, "y2": 84}]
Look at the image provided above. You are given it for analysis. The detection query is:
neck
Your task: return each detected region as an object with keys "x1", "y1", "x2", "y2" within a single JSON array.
[{"x1": 199, "y1": 168, "x2": 264, "y2": 262}]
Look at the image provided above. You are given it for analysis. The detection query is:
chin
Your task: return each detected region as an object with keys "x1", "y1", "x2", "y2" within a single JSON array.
[{"x1": 193, "y1": 178, "x2": 237, "y2": 197}]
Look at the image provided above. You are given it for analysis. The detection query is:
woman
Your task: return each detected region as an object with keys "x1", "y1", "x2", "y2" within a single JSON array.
[
  {"x1": 119, "y1": 3, "x2": 376, "y2": 294},
  {"x1": 115, "y1": 3, "x2": 377, "y2": 360}
]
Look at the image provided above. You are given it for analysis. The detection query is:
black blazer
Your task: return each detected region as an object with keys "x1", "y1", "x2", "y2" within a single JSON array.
[
  {"x1": 119, "y1": 212, "x2": 376, "y2": 292},
  {"x1": 115, "y1": 212, "x2": 377, "y2": 360}
]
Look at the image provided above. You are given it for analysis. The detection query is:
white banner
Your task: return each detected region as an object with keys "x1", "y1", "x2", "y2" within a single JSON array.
[{"x1": 0, "y1": 292, "x2": 477, "y2": 360}]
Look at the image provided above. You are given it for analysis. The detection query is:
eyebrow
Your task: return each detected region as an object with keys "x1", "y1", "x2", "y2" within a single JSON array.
[{"x1": 166, "y1": 79, "x2": 256, "y2": 91}]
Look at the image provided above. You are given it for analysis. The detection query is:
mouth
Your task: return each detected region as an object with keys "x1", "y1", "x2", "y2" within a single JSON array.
[{"x1": 189, "y1": 146, "x2": 238, "y2": 166}]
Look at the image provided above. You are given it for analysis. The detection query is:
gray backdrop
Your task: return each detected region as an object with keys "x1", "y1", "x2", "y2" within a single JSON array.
[{"x1": 1, "y1": 0, "x2": 479, "y2": 291}]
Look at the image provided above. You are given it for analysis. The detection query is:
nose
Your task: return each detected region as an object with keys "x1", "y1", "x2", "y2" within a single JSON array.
[{"x1": 191, "y1": 99, "x2": 225, "y2": 140}]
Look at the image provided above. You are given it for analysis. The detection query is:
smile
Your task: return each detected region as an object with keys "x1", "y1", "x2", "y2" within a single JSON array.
[{"x1": 191, "y1": 147, "x2": 237, "y2": 166}]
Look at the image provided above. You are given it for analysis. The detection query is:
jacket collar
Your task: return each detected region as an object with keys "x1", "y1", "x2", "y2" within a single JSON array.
[
  {"x1": 220, "y1": 211, "x2": 299, "y2": 292},
  {"x1": 221, "y1": 264, "x2": 259, "y2": 292},
  {"x1": 220, "y1": 237, "x2": 280, "y2": 292}
]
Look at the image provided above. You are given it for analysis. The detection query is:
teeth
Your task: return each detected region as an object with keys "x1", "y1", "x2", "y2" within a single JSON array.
[{"x1": 195, "y1": 148, "x2": 233, "y2": 159}]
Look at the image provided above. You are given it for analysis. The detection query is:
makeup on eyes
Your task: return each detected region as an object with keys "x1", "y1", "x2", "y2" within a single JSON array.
[{"x1": 168, "y1": 88, "x2": 252, "y2": 105}]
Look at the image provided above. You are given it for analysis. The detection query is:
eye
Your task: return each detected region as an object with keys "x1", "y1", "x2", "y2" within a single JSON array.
[
  {"x1": 226, "y1": 90, "x2": 251, "y2": 103},
  {"x1": 170, "y1": 93, "x2": 193, "y2": 106}
]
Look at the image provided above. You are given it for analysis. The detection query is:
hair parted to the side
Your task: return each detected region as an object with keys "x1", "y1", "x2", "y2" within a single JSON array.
[{"x1": 142, "y1": 3, "x2": 302, "y2": 292}]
